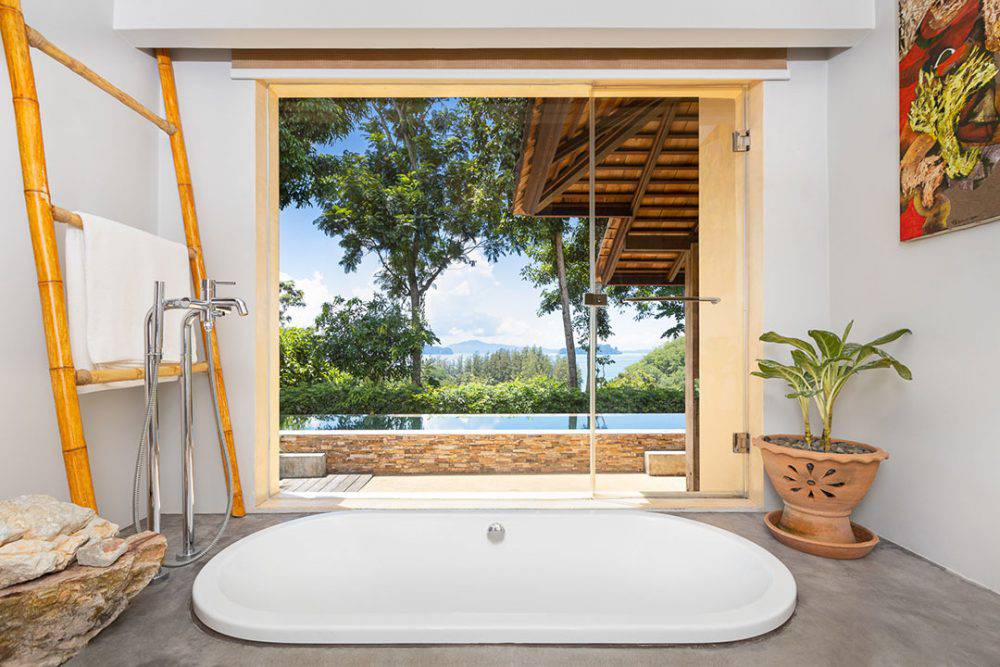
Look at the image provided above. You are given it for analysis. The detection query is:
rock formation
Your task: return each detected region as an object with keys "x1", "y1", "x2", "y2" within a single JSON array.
[
  {"x1": 0, "y1": 531, "x2": 166, "y2": 666},
  {"x1": 0, "y1": 495, "x2": 166, "y2": 664},
  {"x1": 0, "y1": 496, "x2": 120, "y2": 588}
]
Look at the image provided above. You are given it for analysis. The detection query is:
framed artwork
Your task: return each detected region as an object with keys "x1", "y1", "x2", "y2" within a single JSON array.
[{"x1": 900, "y1": 0, "x2": 1000, "y2": 241}]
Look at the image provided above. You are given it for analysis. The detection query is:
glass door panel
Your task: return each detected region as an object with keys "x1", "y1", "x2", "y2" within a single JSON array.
[{"x1": 588, "y1": 87, "x2": 750, "y2": 498}]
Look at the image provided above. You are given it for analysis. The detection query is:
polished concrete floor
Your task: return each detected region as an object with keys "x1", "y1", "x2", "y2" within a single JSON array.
[{"x1": 70, "y1": 511, "x2": 1000, "y2": 666}]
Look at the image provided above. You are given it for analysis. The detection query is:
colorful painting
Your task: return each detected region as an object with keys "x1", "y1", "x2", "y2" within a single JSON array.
[{"x1": 899, "y1": 0, "x2": 1000, "y2": 240}]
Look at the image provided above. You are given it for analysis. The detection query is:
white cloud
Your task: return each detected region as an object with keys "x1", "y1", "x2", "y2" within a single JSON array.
[{"x1": 280, "y1": 270, "x2": 333, "y2": 327}]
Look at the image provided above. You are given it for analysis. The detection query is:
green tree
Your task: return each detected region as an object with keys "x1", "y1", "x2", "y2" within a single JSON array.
[
  {"x1": 429, "y1": 347, "x2": 557, "y2": 385},
  {"x1": 613, "y1": 337, "x2": 686, "y2": 391},
  {"x1": 285, "y1": 97, "x2": 529, "y2": 385},
  {"x1": 280, "y1": 99, "x2": 365, "y2": 209},
  {"x1": 278, "y1": 326, "x2": 334, "y2": 388},
  {"x1": 519, "y1": 219, "x2": 578, "y2": 389},
  {"x1": 523, "y1": 219, "x2": 612, "y2": 390},
  {"x1": 313, "y1": 295, "x2": 438, "y2": 383},
  {"x1": 278, "y1": 279, "x2": 305, "y2": 326}
]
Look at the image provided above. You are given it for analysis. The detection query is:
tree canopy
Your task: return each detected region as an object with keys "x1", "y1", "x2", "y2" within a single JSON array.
[
  {"x1": 280, "y1": 97, "x2": 530, "y2": 384},
  {"x1": 313, "y1": 295, "x2": 438, "y2": 383},
  {"x1": 613, "y1": 336, "x2": 686, "y2": 391}
]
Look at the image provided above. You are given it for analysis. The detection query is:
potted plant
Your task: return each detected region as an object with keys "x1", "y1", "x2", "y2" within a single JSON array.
[{"x1": 752, "y1": 322, "x2": 911, "y2": 559}]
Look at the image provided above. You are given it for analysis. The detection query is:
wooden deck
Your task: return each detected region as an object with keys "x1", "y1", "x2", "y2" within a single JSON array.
[{"x1": 279, "y1": 474, "x2": 373, "y2": 494}]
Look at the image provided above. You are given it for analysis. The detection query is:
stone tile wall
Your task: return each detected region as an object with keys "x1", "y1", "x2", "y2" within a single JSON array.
[{"x1": 280, "y1": 432, "x2": 685, "y2": 475}]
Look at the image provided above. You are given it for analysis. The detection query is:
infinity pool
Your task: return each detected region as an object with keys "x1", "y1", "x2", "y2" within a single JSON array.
[{"x1": 280, "y1": 413, "x2": 685, "y2": 431}]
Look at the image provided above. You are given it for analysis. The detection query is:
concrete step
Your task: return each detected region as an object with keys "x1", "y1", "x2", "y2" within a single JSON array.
[
  {"x1": 645, "y1": 450, "x2": 686, "y2": 476},
  {"x1": 280, "y1": 452, "x2": 327, "y2": 479}
]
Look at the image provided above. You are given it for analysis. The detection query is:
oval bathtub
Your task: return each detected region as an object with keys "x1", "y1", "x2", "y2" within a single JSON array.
[{"x1": 193, "y1": 510, "x2": 796, "y2": 644}]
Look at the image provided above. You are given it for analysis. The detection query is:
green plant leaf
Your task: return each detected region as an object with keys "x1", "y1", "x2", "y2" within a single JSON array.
[
  {"x1": 808, "y1": 329, "x2": 844, "y2": 359},
  {"x1": 755, "y1": 359, "x2": 810, "y2": 389},
  {"x1": 874, "y1": 349, "x2": 913, "y2": 380},
  {"x1": 786, "y1": 388, "x2": 819, "y2": 399},
  {"x1": 790, "y1": 349, "x2": 821, "y2": 376},
  {"x1": 865, "y1": 328, "x2": 912, "y2": 347},
  {"x1": 759, "y1": 332, "x2": 818, "y2": 359},
  {"x1": 842, "y1": 320, "x2": 854, "y2": 341},
  {"x1": 854, "y1": 359, "x2": 893, "y2": 373}
]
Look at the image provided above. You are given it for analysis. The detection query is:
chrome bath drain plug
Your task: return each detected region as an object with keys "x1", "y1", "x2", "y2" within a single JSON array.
[{"x1": 487, "y1": 523, "x2": 505, "y2": 543}]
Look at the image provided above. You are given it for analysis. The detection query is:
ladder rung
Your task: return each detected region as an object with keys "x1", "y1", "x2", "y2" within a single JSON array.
[
  {"x1": 25, "y1": 25, "x2": 177, "y2": 135},
  {"x1": 75, "y1": 361, "x2": 209, "y2": 387},
  {"x1": 51, "y1": 205, "x2": 198, "y2": 258}
]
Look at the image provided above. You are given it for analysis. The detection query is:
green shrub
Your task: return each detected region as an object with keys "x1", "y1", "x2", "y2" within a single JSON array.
[
  {"x1": 278, "y1": 327, "x2": 337, "y2": 387},
  {"x1": 280, "y1": 375, "x2": 683, "y2": 416}
]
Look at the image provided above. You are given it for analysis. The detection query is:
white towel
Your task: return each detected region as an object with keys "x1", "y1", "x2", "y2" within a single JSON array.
[{"x1": 65, "y1": 212, "x2": 195, "y2": 393}]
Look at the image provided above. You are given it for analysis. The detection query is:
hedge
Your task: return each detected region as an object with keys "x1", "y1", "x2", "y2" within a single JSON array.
[{"x1": 280, "y1": 376, "x2": 683, "y2": 416}]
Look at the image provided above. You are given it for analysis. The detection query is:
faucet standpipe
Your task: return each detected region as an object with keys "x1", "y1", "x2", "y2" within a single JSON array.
[{"x1": 133, "y1": 278, "x2": 249, "y2": 577}]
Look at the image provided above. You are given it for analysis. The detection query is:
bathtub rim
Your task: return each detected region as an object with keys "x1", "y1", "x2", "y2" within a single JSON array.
[{"x1": 193, "y1": 509, "x2": 796, "y2": 645}]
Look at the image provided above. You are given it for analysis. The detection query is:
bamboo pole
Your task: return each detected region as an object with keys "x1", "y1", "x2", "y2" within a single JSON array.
[
  {"x1": 0, "y1": 0, "x2": 97, "y2": 510},
  {"x1": 76, "y1": 362, "x2": 209, "y2": 387},
  {"x1": 52, "y1": 205, "x2": 198, "y2": 259},
  {"x1": 24, "y1": 26, "x2": 177, "y2": 135},
  {"x1": 156, "y1": 49, "x2": 246, "y2": 517}
]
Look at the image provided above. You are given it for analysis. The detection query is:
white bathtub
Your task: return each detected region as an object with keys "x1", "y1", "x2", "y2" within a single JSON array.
[{"x1": 193, "y1": 510, "x2": 796, "y2": 644}]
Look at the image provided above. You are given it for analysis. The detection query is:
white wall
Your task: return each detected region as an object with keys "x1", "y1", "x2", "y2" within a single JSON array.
[
  {"x1": 828, "y1": 0, "x2": 1000, "y2": 593},
  {"x1": 154, "y1": 52, "x2": 257, "y2": 515},
  {"x1": 0, "y1": 0, "x2": 160, "y2": 526},
  {"x1": 759, "y1": 53, "x2": 832, "y2": 506}
]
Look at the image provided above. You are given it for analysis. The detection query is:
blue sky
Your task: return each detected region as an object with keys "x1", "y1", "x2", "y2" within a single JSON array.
[
  {"x1": 278, "y1": 106, "x2": 672, "y2": 352},
  {"x1": 280, "y1": 206, "x2": 671, "y2": 351}
]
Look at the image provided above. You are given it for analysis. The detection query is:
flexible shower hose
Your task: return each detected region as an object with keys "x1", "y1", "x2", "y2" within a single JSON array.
[{"x1": 131, "y1": 326, "x2": 234, "y2": 568}]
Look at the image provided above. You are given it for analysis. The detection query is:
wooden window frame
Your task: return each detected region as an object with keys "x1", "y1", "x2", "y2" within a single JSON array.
[{"x1": 253, "y1": 79, "x2": 765, "y2": 511}]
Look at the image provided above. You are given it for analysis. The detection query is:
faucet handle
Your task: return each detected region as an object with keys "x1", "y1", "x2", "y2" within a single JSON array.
[{"x1": 201, "y1": 279, "x2": 237, "y2": 299}]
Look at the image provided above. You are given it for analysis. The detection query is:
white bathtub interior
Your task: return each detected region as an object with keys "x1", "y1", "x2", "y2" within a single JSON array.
[{"x1": 193, "y1": 510, "x2": 796, "y2": 644}]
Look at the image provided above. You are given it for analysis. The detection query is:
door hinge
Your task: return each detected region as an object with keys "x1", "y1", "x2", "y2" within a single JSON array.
[
  {"x1": 732, "y1": 130, "x2": 751, "y2": 152},
  {"x1": 732, "y1": 432, "x2": 751, "y2": 454}
]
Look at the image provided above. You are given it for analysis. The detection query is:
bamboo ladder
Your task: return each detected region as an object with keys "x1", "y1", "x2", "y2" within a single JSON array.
[{"x1": 0, "y1": 0, "x2": 245, "y2": 516}]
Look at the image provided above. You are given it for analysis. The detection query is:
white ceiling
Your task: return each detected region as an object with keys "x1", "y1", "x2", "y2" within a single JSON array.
[{"x1": 113, "y1": 0, "x2": 875, "y2": 49}]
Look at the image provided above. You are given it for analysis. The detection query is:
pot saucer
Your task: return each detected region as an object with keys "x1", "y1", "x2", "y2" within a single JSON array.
[{"x1": 764, "y1": 510, "x2": 879, "y2": 560}]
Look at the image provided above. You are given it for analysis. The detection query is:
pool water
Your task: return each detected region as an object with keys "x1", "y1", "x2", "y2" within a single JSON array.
[{"x1": 280, "y1": 413, "x2": 685, "y2": 431}]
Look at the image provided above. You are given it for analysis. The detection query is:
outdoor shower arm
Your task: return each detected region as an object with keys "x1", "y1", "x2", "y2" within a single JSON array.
[{"x1": 624, "y1": 296, "x2": 722, "y2": 304}]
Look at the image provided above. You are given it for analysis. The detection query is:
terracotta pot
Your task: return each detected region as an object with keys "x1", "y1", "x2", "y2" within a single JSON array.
[{"x1": 755, "y1": 435, "x2": 888, "y2": 553}]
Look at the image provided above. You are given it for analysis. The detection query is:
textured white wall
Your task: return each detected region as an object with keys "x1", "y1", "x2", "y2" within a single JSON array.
[
  {"x1": 0, "y1": 1, "x2": 160, "y2": 525},
  {"x1": 759, "y1": 53, "x2": 832, "y2": 507},
  {"x1": 829, "y1": 0, "x2": 1000, "y2": 593}
]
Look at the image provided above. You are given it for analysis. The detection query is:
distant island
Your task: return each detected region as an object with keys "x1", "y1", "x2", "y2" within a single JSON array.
[{"x1": 425, "y1": 339, "x2": 628, "y2": 356}]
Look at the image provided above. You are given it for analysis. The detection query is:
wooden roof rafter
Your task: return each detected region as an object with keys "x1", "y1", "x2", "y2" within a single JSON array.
[
  {"x1": 513, "y1": 96, "x2": 701, "y2": 288},
  {"x1": 536, "y1": 99, "x2": 672, "y2": 212},
  {"x1": 598, "y1": 103, "x2": 679, "y2": 284}
]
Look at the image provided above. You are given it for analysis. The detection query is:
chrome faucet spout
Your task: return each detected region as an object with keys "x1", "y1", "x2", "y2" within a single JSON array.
[{"x1": 211, "y1": 297, "x2": 249, "y2": 316}]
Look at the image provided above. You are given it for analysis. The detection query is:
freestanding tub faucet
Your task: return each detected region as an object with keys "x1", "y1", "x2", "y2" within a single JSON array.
[{"x1": 132, "y1": 278, "x2": 249, "y2": 577}]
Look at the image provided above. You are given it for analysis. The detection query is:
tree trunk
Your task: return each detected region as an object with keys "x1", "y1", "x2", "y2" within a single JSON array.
[
  {"x1": 408, "y1": 287, "x2": 423, "y2": 386},
  {"x1": 553, "y1": 231, "x2": 578, "y2": 389}
]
